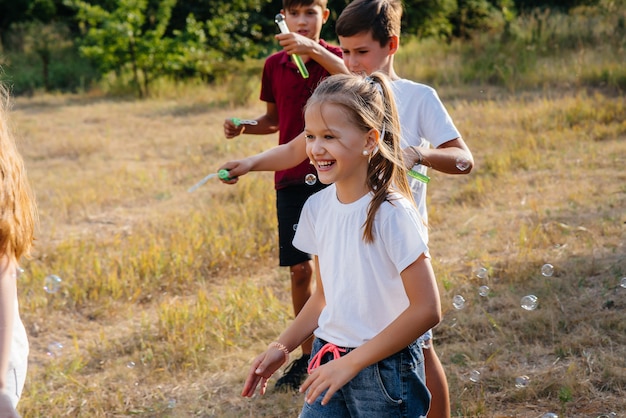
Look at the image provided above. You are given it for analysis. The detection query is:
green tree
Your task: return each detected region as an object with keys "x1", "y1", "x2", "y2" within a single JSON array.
[
  {"x1": 446, "y1": 0, "x2": 516, "y2": 39},
  {"x1": 514, "y1": 0, "x2": 600, "y2": 12},
  {"x1": 171, "y1": 0, "x2": 277, "y2": 59},
  {"x1": 0, "y1": 0, "x2": 58, "y2": 48},
  {"x1": 66, "y1": 0, "x2": 209, "y2": 97},
  {"x1": 402, "y1": 0, "x2": 458, "y2": 39}
]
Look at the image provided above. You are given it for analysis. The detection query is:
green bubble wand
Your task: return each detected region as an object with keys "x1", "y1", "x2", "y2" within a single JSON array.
[
  {"x1": 188, "y1": 169, "x2": 232, "y2": 193},
  {"x1": 408, "y1": 169, "x2": 430, "y2": 184},
  {"x1": 231, "y1": 118, "x2": 258, "y2": 127},
  {"x1": 275, "y1": 13, "x2": 309, "y2": 79}
]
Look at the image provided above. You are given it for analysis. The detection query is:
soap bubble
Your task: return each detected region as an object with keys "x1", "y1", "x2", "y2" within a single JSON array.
[
  {"x1": 620, "y1": 277, "x2": 626, "y2": 288},
  {"x1": 541, "y1": 413, "x2": 558, "y2": 418},
  {"x1": 44, "y1": 275, "x2": 62, "y2": 294},
  {"x1": 126, "y1": 361, "x2": 136, "y2": 369},
  {"x1": 474, "y1": 267, "x2": 488, "y2": 279},
  {"x1": 541, "y1": 263, "x2": 554, "y2": 277},
  {"x1": 469, "y1": 370, "x2": 481, "y2": 383},
  {"x1": 46, "y1": 341, "x2": 63, "y2": 358},
  {"x1": 521, "y1": 295, "x2": 538, "y2": 311},
  {"x1": 515, "y1": 375, "x2": 530, "y2": 388},
  {"x1": 452, "y1": 294, "x2": 466, "y2": 310},
  {"x1": 478, "y1": 285, "x2": 490, "y2": 297},
  {"x1": 304, "y1": 173, "x2": 317, "y2": 185},
  {"x1": 167, "y1": 399, "x2": 176, "y2": 409},
  {"x1": 456, "y1": 157, "x2": 471, "y2": 171}
]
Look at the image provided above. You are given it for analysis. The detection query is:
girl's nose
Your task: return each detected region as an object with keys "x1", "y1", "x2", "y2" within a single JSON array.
[{"x1": 309, "y1": 138, "x2": 324, "y2": 156}]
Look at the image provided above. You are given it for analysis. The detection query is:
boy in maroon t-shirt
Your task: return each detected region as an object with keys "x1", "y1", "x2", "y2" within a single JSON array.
[{"x1": 223, "y1": 0, "x2": 347, "y2": 392}]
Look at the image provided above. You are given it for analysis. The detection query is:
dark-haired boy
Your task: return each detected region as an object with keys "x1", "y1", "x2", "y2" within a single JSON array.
[{"x1": 222, "y1": 0, "x2": 347, "y2": 392}]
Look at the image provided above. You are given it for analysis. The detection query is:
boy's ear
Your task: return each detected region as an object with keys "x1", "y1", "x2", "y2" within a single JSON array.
[
  {"x1": 388, "y1": 35, "x2": 399, "y2": 55},
  {"x1": 322, "y1": 8, "x2": 330, "y2": 23}
]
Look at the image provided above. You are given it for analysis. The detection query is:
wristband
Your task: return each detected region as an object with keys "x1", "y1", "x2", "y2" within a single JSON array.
[
  {"x1": 410, "y1": 146, "x2": 424, "y2": 166},
  {"x1": 269, "y1": 341, "x2": 290, "y2": 364}
]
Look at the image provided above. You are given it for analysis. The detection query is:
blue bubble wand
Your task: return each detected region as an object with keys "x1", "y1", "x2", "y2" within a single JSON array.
[{"x1": 275, "y1": 14, "x2": 309, "y2": 79}]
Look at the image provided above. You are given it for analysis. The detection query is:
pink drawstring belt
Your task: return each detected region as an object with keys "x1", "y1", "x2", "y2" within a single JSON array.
[{"x1": 307, "y1": 342, "x2": 347, "y2": 374}]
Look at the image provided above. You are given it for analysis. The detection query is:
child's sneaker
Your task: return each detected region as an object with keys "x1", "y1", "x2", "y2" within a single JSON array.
[{"x1": 274, "y1": 354, "x2": 310, "y2": 392}]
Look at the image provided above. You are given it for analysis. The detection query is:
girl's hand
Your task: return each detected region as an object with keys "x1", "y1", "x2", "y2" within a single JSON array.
[
  {"x1": 300, "y1": 356, "x2": 360, "y2": 406},
  {"x1": 241, "y1": 349, "x2": 287, "y2": 397}
]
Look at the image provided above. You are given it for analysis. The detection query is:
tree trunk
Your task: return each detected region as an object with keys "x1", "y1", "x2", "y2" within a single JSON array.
[{"x1": 128, "y1": 36, "x2": 143, "y2": 98}]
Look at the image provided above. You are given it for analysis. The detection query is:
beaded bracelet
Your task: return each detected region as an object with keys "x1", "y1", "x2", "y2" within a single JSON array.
[{"x1": 268, "y1": 341, "x2": 290, "y2": 364}]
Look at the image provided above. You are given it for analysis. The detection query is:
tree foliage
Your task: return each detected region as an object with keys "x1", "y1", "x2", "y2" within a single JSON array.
[
  {"x1": 65, "y1": 0, "x2": 215, "y2": 96},
  {"x1": 0, "y1": 0, "x2": 610, "y2": 95},
  {"x1": 186, "y1": 0, "x2": 276, "y2": 59}
]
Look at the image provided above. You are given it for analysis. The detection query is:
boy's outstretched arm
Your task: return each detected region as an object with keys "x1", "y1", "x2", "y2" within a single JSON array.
[
  {"x1": 405, "y1": 137, "x2": 474, "y2": 175},
  {"x1": 277, "y1": 33, "x2": 348, "y2": 75},
  {"x1": 218, "y1": 132, "x2": 308, "y2": 183},
  {"x1": 223, "y1": 103, "x2": 279, "y2": 139}
]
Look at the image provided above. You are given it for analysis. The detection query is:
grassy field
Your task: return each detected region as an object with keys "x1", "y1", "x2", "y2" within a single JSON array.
[
  {"x1": 7, "y1": 7, "x2": 626, "y2": 417},
  {"x1": 10, "y1": 80, "x2": 625, "y2": 417}
]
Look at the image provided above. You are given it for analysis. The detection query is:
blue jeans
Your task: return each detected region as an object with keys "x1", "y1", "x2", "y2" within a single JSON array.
[{"x1": 299, "y1": 338, "x2": 430, "y2": 418}]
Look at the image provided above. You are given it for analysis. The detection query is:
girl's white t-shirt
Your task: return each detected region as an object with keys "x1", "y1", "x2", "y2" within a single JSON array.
[{"x1": 293, "y1": 184, "x2": 429, "y2": 348}]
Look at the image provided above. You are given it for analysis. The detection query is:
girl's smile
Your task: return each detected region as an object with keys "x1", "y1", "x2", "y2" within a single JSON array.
[{"x1": 304, "y1": 102, "x2": 377, "y2": 203}]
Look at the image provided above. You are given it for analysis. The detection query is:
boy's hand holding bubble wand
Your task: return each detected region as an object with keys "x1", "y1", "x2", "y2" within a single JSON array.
[
  {"x1": 224, "y1": 14, "x2": 311, "y2": 140},
  {"x1": 224, "y1": 118, "x2": 258, "y2": 138},
  {"x1": 275, "y1": 13, "x2": 309, "y2": 79}
]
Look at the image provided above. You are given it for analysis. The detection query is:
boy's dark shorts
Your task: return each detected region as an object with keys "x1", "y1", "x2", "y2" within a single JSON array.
[{"x1": 276, "y1": 183, "x2": 326, "y2": 267}]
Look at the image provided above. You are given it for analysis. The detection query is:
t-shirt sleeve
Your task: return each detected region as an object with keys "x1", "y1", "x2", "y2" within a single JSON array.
[
  {"x1": 380, "y1": 200, "x2": 429, "y2": 273},
  {"x1": 330, "y1": 44, "x2": 343, "y2": 58},
  {"x1": 419, "y1": 87, "x2": 461, "y2": 148},
  {"x1": 293, "y1": 197, "x2": 317, "y2": 255}
]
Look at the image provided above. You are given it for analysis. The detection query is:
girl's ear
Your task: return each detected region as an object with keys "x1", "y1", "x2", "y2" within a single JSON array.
[{"x1": 365, "y1": 128, "x2": 379, "y2": 153}]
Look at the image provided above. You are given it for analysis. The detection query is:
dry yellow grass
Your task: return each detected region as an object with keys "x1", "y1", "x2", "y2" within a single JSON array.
[{"x1": 8, "y1": 82, "x2": 626, "y2": 417}]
